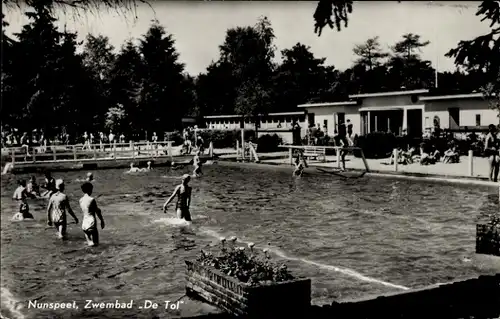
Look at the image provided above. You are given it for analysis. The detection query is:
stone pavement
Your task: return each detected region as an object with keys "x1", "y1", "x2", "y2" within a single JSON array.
[{"x1": 259, "y1": 154, "x2": 494, "y2": 180}]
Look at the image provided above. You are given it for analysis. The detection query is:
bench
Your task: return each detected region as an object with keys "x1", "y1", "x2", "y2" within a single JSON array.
[{"x1": 303, "y1": 147, "x2": 326, "y2": 162}]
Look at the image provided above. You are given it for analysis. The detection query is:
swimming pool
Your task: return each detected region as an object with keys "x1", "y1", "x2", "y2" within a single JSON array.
[{"x1": 1, "y1": 163, "x2": 499, "y2": 318}]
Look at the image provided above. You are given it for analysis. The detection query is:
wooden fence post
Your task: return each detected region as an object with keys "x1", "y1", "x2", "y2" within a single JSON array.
[
  {"x1": 393, "y1": 149, "x2": 399, "y2": 172},
  {"x1": 468, "y1": 150, "x2": 474, "y2": 177}
]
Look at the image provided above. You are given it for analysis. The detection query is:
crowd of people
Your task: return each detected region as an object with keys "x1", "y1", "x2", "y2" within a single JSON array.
[{"x1": 12, "y1": 171, "x2": 104, "y2": 246}]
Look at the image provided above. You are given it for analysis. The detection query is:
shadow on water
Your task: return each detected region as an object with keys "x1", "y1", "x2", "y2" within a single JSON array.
[{"x1": 1, "y1": 165, "x2": 499, "y2": 318}]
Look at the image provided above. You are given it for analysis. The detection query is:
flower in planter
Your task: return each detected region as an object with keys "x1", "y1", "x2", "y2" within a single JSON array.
[{"x1": 248, "y1": 242, "x2": 255, "y2": 252}]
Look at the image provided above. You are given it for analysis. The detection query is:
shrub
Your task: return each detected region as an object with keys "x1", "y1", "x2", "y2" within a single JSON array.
[
  {"x1": 198, "y1": 130, "x2": 255, "y2": 149},
  {"x1": 197, "y1": 238, "x2": 294, "y2": 286},
  {"x1": 354, "y1": 132, "x2": 397, "y2": 159},
  {"x1": 257, "y1": 134, "x2": 283, "y2": 153}
]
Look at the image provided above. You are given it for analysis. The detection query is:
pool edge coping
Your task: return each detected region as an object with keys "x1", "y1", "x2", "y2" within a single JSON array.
[{"x1": 218, "y1": 159, "x2": 500, "y2": 187}]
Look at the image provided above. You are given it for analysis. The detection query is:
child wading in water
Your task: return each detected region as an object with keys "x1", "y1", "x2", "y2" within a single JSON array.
[
  {"x1": 79, "y1": 182, "x2": 105, "y2": 246},
  {"x1": 46, "y1": 179, "x2": 79, "y2": 239},
  {"x1": 12, "y1": 180, "x2": 34, "y2": 220}
]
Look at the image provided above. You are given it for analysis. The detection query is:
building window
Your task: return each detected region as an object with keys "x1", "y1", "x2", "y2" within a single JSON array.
[
  {"x1": 476, "y1": 114, "x2": 481, "y2": 126},
  {"x1": 323, "y1": 119, "x2": 328, "y2": 132}
]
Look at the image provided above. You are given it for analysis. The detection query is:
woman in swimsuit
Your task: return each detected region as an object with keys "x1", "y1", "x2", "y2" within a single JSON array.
[
  {"x1": 163, "y1": 174, "x2": 192, "y2": 222},
  {"x1": 485, "y1": 124, "x2": 499, "y2": 182}
]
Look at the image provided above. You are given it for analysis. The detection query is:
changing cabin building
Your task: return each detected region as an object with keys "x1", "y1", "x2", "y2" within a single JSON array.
[{"x1": 298, "y1": 90, "x2": 499, "y2": 138}]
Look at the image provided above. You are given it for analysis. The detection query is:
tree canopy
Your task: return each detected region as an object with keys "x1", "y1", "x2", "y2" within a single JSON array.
[{"x1": 1, "y1": 1, "x2": 497, "y2": 139}]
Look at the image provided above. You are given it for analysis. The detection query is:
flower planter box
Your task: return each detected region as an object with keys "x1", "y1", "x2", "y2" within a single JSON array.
[
  {"x1": 476, "y1": 223, "x2": 500, "y2": 256},
  {"x1": 185, "y1": 260, "x2": 311, "y2": 318}
]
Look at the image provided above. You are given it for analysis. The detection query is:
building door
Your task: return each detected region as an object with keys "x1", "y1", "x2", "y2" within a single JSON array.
[
  {"x1": 307, "y1": 113, "x2": 315, "y2": 128},
  {"x1": 337, "y1": 113, "x2": 346, "y2": 135},
  {"x1": 407, "y1": 109, "x2": 423, "y2": 137},
  {"x1": 360, "y1": 112, "x2": 368, "y2": 135},
  {"x1": 448, "y1": 108, "x2": 460, "y2": 130}
]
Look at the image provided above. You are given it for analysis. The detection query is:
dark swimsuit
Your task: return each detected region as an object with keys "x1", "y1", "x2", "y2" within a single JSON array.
[{"x1": 175, "y1": 186, "x2": 192, "y2": 221}]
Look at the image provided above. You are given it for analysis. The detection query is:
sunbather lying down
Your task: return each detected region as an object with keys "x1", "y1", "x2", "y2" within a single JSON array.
[
  {"x1": 442, "y1": 146, "x2": 459, "y2": 163},
  {"x1": 390, "y1": 147, "x2": 415, "y2": 165}
]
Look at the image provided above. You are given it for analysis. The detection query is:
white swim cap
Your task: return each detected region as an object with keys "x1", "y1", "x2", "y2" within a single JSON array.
[
  {"x1": 56, "y1": 179, "x2": 64, "y2": 189},
  {"x1": 182, "y1": 174, "x2": 190, "y2": 181},
  {"x1": 87, "y1": 172, "x2": 93, "y2": 177}
]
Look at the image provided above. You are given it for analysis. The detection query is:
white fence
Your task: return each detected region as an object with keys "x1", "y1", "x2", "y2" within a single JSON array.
[{"x1": 2, "y1": 141, "x2": 178, "y2": 164}]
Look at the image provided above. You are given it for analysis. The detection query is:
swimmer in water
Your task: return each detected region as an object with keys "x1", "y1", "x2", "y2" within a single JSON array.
[
  {"x1": 145, "y1": 161, "x2": 152, "y2": 170},
  {"x1": 46, "y1": 179, "x2": 79, "y2": 240},
  {"x1": 86, "y1": 172, "x2": 93, "y2": 182},
  {"x1": 76, "y1": 172, "x2": 94, "y2": 183},
  {"x1": 42, "y1": 171, "x2": 56, "y2": 198},
  {"x1": 293, "y1": 151, "x2": 307, "y2": 177},
  {"x1": 79, "y1": 182, "x2": 105, "y2": 247},
  {"x1": 12, "y1": 180, "x2": 34, "y2": 220},
  {"x1": 26, "y1": 176, "x2": 40, "y2": 198},
  {"x1": 128, "y1": 163, "x2": 140, "y2": 173},
  {"x1": 163, "y1": 174, "x2": 192, "y2": 222},
  {"x1": 193, "y1": 151, "x2": 202, "y2": 177}
]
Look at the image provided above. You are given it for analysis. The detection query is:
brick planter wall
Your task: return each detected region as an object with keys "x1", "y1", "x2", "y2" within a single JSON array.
[
  {"x1": 476, "y1": 223, "x2": 500, "y2": 256},
  {"x1": 185, "y1": 260, "x2": 311, "y2": 318}
]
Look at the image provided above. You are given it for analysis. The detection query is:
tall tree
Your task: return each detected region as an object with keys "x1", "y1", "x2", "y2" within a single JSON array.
[
  {"x1": 219, "y1": 17, "x2": 276, "y2": 133},
  {"x1": 352, "y1": 36, "x2": 389, "y2": 71},
  {"x1": 273, "y1": 43, "x2": 337, "y2": 110},
  {"x1": 13, "y1": 3, "x2": 64, "y2": 134},
  {"x1": 351, "y1": 37, "x2": 390, "y2": 93},
  {"x1": 108, "y1": 39, "x2": 144, "y2": 135},
  {"x1": 386, "y1": 33, "x2": 435, "y2": 90},
  {"x1": 196, "y1": 61, "x2": 237, "y2": 116},
  {"x1": 81, "y1": 34, "x2": 116, "y2": 130},
  {"x1": 139, "y1": 20, "x2": 187, "y2": 133},
  {"x1": 446, "y1": 1, "x2": 500, "y2": 118}
]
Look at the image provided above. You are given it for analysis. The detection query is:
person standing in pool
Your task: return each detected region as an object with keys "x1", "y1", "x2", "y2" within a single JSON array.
[
  {"x1": 47, "y1": 179, "x2": 78, "y2": 240},
  {"x1": 163, "y1": 174, "x2": 192, "y2": 222},
  {"x1": 79, "y1": 182, "x2": 105, "y2": 246},
  {"x1": 42, "y1": 172, "x2": 57, "y2": 198},
  {"x1": 12, "y1": 180, "x2": 34, "y2": 220},
  {"x1": 192, "y1": 151, "x2": 202, "y2": 177}
]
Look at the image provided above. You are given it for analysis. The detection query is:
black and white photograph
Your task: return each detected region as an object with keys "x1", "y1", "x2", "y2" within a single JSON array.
[{"x1": 1, "y1": 0, "x2": 499, "y2": 318}]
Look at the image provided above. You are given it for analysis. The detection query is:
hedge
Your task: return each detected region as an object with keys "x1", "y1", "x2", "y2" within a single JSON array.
[{"x1": 166, "y1": 129, "x2": 283, "y2": 153}]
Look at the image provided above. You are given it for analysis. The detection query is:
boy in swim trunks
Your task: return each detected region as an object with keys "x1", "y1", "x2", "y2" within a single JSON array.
[
  {"x1": 163, "y1": 174, "x2": 192, "y2": 221},
  {"x1": 12, "y1": 180, "x2": 34, "y2": 220},
  {"x1": 46, "y1": 179, "x2": 79, "y2": 239},
  {"x1": 79, "y1": 182, "x2": 105, "y2": 246}
]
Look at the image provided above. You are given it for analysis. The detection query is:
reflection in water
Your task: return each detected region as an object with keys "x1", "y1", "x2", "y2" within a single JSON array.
[{"x1": 1, "y1": 165, "x2": 499, "y2": 318}]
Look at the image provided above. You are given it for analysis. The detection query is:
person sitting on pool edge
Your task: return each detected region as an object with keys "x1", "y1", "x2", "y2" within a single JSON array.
[
  {"x1": 12, "y1": 180, "x2": 34, "y2": 221},
  {"x1": 79, "y1": 182, "x2": 105, "y2": 247},
  {"x1": 47, "y1": 179, "x2": 79, "y2": 240},
  {"x1": 163, "y1": 174, "x2": 192, "y2": 222}
]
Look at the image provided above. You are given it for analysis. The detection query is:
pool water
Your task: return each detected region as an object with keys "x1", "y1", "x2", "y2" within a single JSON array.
[{"x1": 1, "y1": 163, "x2": 499, "y2": 319}]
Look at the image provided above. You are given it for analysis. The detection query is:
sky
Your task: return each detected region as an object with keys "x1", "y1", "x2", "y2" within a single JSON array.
[{"x1": 3, "y1": 1, "x2": 491, "y2": 76}]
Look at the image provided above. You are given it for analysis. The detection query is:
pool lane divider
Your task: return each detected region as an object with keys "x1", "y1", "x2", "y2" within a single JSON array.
[{"x1": 198, "y1": 228, "x2": 409, "y2": 291}]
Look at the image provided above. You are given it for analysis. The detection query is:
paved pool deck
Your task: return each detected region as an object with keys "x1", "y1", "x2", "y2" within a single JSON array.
[{"x1": 218, "y1": 150, "x2": 500, "y2": 187}]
